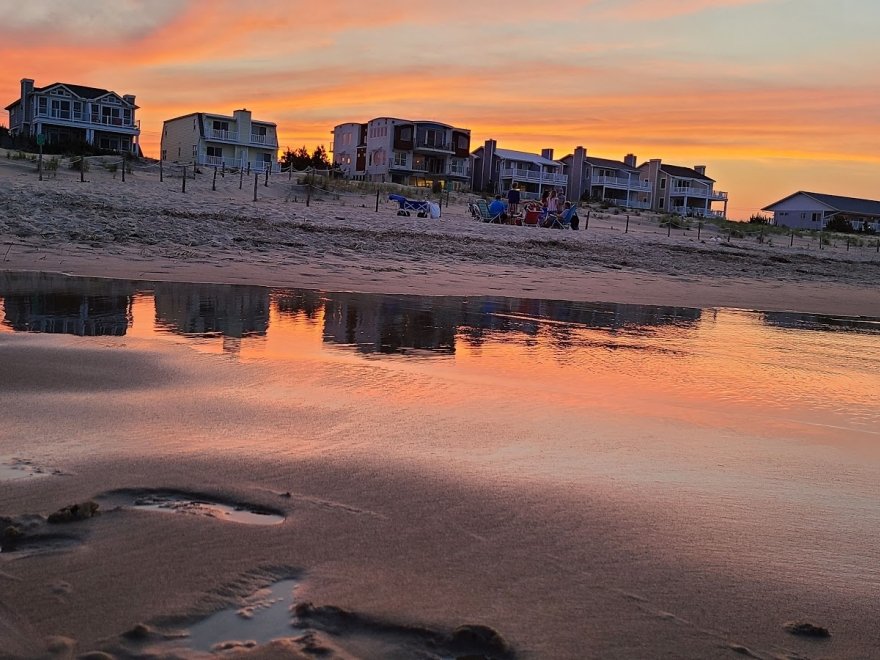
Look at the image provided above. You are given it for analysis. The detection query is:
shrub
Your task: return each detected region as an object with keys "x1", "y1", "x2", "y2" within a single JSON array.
[
  {"x1": 824, "y1": 216, "x2": 854, "y2": 233},
  {"x1": 749, "y1": 213, "x2": 771, "y2": 224}
]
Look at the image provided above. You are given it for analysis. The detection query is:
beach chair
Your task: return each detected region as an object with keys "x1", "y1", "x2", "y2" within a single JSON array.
[
  {"x1": 475, "y1": 199, "x2": 504, "y2": 223},
  {"x1": 549, "y1": 206, "x2": 577, "y2": 229},
  {"x1": 522, "y1": 203, "x2": 542, "y2": 227}
]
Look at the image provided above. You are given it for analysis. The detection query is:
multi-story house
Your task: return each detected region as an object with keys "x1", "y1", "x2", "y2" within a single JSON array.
[
  {"x1": 638, "y1": 159, "x2": 728, "y2": 218},
  {"x1": 331, "y1": 117, "x2": 471, "y2": 189},
  {"x1": 4, "y1": 78, "x2": 140, "y2": 154},
  {"x1": 762, "y1": 191, "x2": 880, "y2": 231},
  {"x1": 471, "y1": 140, "x2": 567, "y2": 199},
  {"x1": 161, "y1": 109, "x2": 279, "y2": 173},
  {"x1": 561, "y1": 147, "x2": 652, "y2": 208}
]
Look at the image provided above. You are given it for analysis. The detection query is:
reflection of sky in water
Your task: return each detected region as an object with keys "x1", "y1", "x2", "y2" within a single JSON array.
[
  {"x1": 182, "y1": 580, "x2": 300, "y2": 652},
  {"x1": 1, "y1": 271, "x2": 879, "y2": 441}
]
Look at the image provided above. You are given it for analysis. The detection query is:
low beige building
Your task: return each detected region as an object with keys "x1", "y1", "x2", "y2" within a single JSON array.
[{"x1": 161, "y1": 109, "x2": 279, "y2": 173}]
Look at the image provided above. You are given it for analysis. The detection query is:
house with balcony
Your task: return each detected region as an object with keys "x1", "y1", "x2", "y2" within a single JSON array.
[
  {"x1": 161, "y1": 109, "x2": 279, "y2": 173},
  {"x1": 638, "y1": 159, "x2": 728, "y2": 218},
  {"x1": 331, "y1": 117, "x2": 471, "y2": 189},
  {"x1": 471, "y1": 140, "x2": 566, "y2": 199},
  {"x1": 762, "y1": 191, "x2": 880, "y2": 231},
  {"x1": 561, "y1": 147, "x2": 652, "y2": 209},
  {"x1": 4, "y1": 78, "x2": 140, "y2": 154}
]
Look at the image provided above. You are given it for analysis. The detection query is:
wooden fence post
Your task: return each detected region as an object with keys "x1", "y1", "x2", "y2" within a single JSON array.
[
  {"x1": 182, "y1": 166, "x2": 186, "y2": 193},
  {"x1": 375, "y1": 189, "x2": 380, "y2": 212},
  {"x1": 159, "y1": 159, "x2": 163, "y2": 182},
  {"x1": 253, "y1": 173, "x2": 258, "y2": 202},
  {"x1": 212, "y1": 166, "x2": 217, "y2": 191},
  {"x1": 625, "y1": 214, "x2": 630, "y2": 233},
  {"x1": 264, "y1": 168, "x2": 269, "y2": 187}
]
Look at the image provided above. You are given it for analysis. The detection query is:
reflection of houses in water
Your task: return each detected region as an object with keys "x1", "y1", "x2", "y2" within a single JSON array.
[
  {"x1": 153, "y1": 283, "x2": 270, "y2": 341},
  {"x1": 322, "y1": 293, "x2": 457, "y2": 355},
  {"x1": 762, "y1": 312, "x2": 880, "y2": 334},
  {"x1": 272, "y1": 289, "x2": 324, "y2": 322},
  {"x1": 457, "y1": 298, "x2": 702, "y2": 347},
  {"x1": 0, "y1": 272, "x2": 134, "y2": 336},
  {"x1": 317, "y1": 292, "x2": 701, "y2": 355}
]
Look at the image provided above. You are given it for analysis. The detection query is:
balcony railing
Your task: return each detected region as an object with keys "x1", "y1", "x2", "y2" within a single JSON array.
[
  {"x1": 33, "y1": 110, "x2": 137, "y2": 129},
  {"x1": 671, "y1": 206, "x2": 725, "y2": 218},
  {"x1": 198, "y1": 155, "x2": 280, "y2": 173},
  {"x1": 250, "y1": 133, "x2": 277, "y2": 146},
  {"x1": 592, "y1": 175, "x2": 652, "y2": 191},
  {"x1": 414, "y1": 139, "x2": 453, "y2": 152},
  {"x1": 670, "y1": 186, "x2": 728, "y2": 200},
  {"x1": 206, "y1": 128, "x2": 239, "y2": 142},
  {"x1": 501, "y1": 167, "x2": 567, "y2": 186}
]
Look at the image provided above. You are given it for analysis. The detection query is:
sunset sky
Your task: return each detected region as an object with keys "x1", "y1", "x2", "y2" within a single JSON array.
[{"x1": 1, "y1": 0, "x2": 878, "y2": 219}]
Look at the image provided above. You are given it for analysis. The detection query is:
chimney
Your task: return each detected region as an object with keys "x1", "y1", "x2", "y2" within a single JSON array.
[
  {"x1": 624, "y1": 154, "x2": 637, "y2": 168},
  {"x1": 568, "y1": 146, "x2": 587, "y2": 202},
  {"x1": 122, "y1": 94, "x2": 136, "y2": 107},
  {"x1": 20, "y1": 79, "x2": 34, "y2": 126},
  {"x1": 473, "y1": 140, "x2": 498, "y2": 192},
  {"x1": 233, "y1": 108, "x2": 252, "y2": 139},
  {"x1": 541, "y1": 148, "x2": 554, "y2": 161},
  {"x1": 694, "y1": 165, "x2": 706, "y2": 176}
]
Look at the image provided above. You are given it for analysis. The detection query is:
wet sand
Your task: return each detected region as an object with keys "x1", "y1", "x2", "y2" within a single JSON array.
[{"x1": 1, "y1": 154, "x2": 879, "y2": 658}]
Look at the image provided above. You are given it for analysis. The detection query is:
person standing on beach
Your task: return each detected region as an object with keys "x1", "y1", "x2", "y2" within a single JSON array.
[{"x1": 507, "y1": 184, "x2": 521, "y2": 217}]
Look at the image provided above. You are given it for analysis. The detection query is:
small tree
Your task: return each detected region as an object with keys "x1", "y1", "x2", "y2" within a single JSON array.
[
  {"x1": 748, "y1": 213, "x2": 771, "y2": 224},
  {"x1": 280, "y1": 146, "x2": 312, "y2": 171},
  {"x1": 824, "y1": 216, "x2": 854, "y2": 233},
  {"x1": 310, "y1": 145, "x2": 331, "y2": 170}
]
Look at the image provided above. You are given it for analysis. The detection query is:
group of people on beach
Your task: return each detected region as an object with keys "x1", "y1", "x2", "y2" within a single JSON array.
[{"x1": 487, "y1": 184, "x2": 579, "y2": 229}]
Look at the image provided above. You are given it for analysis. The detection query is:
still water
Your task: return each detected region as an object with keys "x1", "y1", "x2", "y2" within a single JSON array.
[{"x1": 2, "y1": 271, "x2": 878, "y2": 445}]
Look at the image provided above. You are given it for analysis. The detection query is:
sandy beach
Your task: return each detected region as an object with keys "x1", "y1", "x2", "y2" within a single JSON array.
[
  {"x1": 2, "y1": 154, "x2": 880, "y2": 659},
  {"x1": 0, "y1": 152, "x2": 878, "y2": 317}
]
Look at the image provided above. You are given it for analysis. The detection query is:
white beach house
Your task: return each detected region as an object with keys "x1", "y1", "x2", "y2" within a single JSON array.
[
  {"x1": 762, "y1": 192, "x2": 880, "y2": 231},
  {"x1": 470, "y1": 140, "x2": 567, "y2": 199},
  {"x1": 561, "y1": 147, "x2": 653, "y2": 208},
  {"x1": 637, "y1": 160, "x2": 728, "y2": 218},
  {"x1": 331, "y1": 117, "x2": 471, "y2": 189},
  {"x1": 4, "y1": 78, "x2": 140, "y2": 154},
  {"x1": 161, "y1": 109, "x2": 279, "y2": 173}
]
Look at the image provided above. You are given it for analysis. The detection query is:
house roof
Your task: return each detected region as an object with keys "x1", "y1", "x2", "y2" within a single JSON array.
[
  {"x1": 36, "y1": 82, "x2": 116, "y2": 99},
  {"x1": 584, "y1": 156, "x2": 639, "y2": 173},
  {"x1": 493, "y1": 148, "x2": 560, "y2": 168},
  {"x1": 762, "y1": 191, "x2": 880, "y2": 216},
  {"x1": 657, "y1": 163, "x2": 714, "y2": 182}
]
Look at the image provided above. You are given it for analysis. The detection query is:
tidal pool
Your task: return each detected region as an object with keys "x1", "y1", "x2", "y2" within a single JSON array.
[{"x1": 1, "y1": 270, "x2": 879, "y2": 658}]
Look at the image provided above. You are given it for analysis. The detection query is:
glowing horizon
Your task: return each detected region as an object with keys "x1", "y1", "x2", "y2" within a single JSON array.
[{"x1": 2, "y1": 0, "x2": 878, "y2": 219}]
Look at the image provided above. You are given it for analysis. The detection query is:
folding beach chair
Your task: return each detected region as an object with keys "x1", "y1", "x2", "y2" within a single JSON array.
[
  {"x1": 475, "y1": 199, "x2": 504, "y2": 223},
  {"x1": 549, "y1": 206, "x2": 577, "y2": 229}
]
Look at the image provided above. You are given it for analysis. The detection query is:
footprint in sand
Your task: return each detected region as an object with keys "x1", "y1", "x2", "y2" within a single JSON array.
[{"x1": 96, "y1": 489, "x2": 285, "y2": 525}]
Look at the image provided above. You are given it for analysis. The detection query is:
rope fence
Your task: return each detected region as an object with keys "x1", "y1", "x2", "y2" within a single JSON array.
[{"x1": 13, "y1": 149, "x2": 880, "y2": 257}]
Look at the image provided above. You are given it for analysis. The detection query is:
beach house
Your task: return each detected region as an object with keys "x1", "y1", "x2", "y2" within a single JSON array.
[
  {"x1": 638, "y1": 160, "x2": 728, "y2": 218},
  {"x1": 471, "y1": 140, "x2": 567, "y2": 199},
  {"x1": 762, "y1": 192, "x2": 880, "y2": 231},
  {"x1": 561, "y1": 147, "x2": 653, "y2": 208},
  {"x1": 331, "y1": 117, "x2": 471, "y2": 189},
  {"x1": 4, "y1": 78, "x2": 140, "y2": 154},
  {"x1": 161, "y1": 109, "x2": 279, "y2": 173}
]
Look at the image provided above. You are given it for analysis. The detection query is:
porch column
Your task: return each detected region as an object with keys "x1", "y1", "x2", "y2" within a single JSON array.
[{"x1": 85, "y1": 128, "x2": 94, "y2": 144}]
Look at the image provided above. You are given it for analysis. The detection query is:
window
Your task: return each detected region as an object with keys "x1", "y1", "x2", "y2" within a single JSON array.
[
  {"x1": 394, "y1": 151, "x2": 408, "y2": 167},
  {"x1": 38, "y1": 97, "x2": 48, "y2": 114},
  {"x1": 659, "y1": 198, "x2": 665, "y2": 208},
  {"x1": 213, "y1": 120, "x2": 229, "y2": 132},
  {"x1": 457, "y1": 135, "x2": 468, "y2": 150},
  {"x1": 161, "y1": 150, "x2": 167, "y2": 160},
  {"x1": 401, "y1": 127, "x2": 412, "y2": 141},
  {"x1": 207, "y1": 146, "x2": 223, "y2": 157},
  {"x1": 812, "y1": 213, "x2": 820, "y2": 222},
  {"x1": 261, "y1": 153, "x2": 271, "y2": 163},
  {"x1": 660, "y1": 178, "x2": 666, "y2": 189},
  {"x1": 254, "y1": 125, "x2": 267, "y2": 136}
]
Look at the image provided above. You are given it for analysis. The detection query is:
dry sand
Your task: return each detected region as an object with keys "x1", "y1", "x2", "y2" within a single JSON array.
[
  {"x1": 0, "y1": 151, "x2": 878, "y2": 317},
  {"x1": 1, "y1": 154, "x2": 879, "y2": 659}
]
